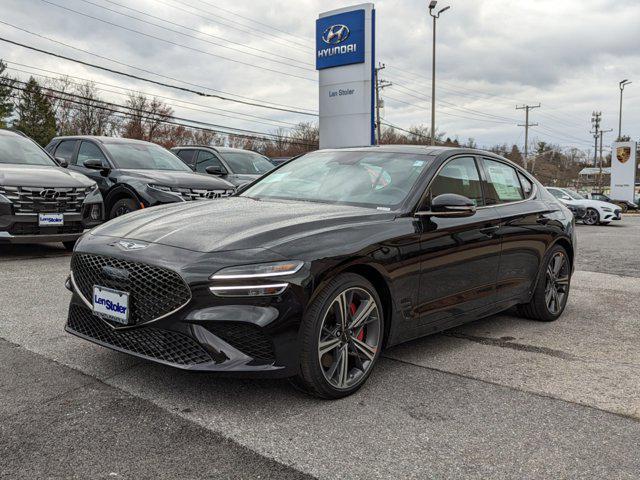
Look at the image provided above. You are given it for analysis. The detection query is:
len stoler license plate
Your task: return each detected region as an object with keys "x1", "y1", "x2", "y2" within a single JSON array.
[
  {"x1": 38, "y1": 213, "x2": 64, "y2": 227},
  {"x1": 93, "y1": 285, "x2": 130, "y2": 325}
]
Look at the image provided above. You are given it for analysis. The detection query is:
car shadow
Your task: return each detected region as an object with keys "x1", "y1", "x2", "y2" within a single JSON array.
[{"x1": 0, "y1": 243, "x2": 71, "y2": 261}]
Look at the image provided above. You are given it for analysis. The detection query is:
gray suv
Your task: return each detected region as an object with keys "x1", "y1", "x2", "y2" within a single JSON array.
[
  {"x1": 0, "y1": 130, "x2": 103, "y2": 249},
  {"x1": 172, "y1": 146, "x2": 274, "y2": 187}
]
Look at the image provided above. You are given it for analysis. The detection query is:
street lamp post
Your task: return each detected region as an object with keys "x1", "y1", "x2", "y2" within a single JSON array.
[
  {"x1": 618, "y1": 79, "x2": 631, "y2": 140},
  {"x1": 428, "y1": 1, "x2": 450, "y2": 146}
]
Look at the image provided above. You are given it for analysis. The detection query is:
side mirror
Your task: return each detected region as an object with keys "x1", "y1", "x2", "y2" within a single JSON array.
[
  {"x1": 55, "y1": 157, "x2": 68, "y2": 168},
  {"x1": 561, "y1": 195, "x2": 571, "y2": 201},
  {"x1": 416, "y1": 193, "x2": 477, "y2": 218},
  {"x1": 83, "y1": 158, "x2": 110, "y2": 176},
  {"x1": 205, "y1": 165, "x2": 226, "y2": 176}
]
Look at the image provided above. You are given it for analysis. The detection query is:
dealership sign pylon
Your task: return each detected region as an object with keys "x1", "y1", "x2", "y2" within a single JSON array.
[
  {"x1": 610, "y1": 141, "x2": 638, "y2": 202},
  {"x1": 316, "y1": 3, "x2": 375, "y2": 149}
]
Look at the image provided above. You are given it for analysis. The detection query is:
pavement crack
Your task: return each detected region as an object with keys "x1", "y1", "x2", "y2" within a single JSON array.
[{"x1": 443, "y1": 332, "x2": 577, "y2": 360}]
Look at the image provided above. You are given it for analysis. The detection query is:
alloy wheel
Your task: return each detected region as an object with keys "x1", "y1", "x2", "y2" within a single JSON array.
[
  {"x1": 114, "y1": 205, "x2": 132, "y2": 217},
  {"x1": 544, "y1": 252, "x2": 569, "y2": 315},
  {"x1": 583, "y1": 209, "x2": 599, "y2": 225},
  {"x1": 317, "y1": 287, "x2": 382, "y2": 390}
]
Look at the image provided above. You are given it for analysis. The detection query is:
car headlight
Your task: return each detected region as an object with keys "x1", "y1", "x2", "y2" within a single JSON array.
[
  {"x1": 211, "y1": 261, "x2": 304, "y2": 280},
  {"x1": 209, "y1": 261, "x2": 304, "y2": 297},
  {"x1": 602, "y1": 207, "x2": 612, "y2": 212},
  {"x1": 148, "y1": 184, "x2": 172, "y2": 192}
]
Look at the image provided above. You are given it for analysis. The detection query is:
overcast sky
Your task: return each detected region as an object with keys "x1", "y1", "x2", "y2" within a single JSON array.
[{"x1": 1, "y1": 0, "x2": 639, "y2": 154}]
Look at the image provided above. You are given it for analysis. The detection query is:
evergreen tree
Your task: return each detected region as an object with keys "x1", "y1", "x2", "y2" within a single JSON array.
[
  {"x1": 14, "y1": 77, "x2": 57, "y2": 146},
  {"x1": 0, "y1": 60, "x2": 14, "y2": 128}
]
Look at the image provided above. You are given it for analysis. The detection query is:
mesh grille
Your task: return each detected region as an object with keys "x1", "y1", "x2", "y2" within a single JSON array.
[
  {"x1": 71, "y1": 253, "x2": 191, "y2": 325},
  {"x1": 205, "y1": 322, "x2": 275, "y2": 361},
  {"x1": 0, "y1": 186, "x2": 89, "y2": 213},
  {"x1": 67, "y1": 305, "x2": 212, "y2": 366}
]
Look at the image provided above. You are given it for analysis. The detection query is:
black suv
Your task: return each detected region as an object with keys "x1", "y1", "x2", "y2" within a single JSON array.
[
  {"x1": 0, "y1": 129, "x2": 103, "y2": 249},
  {"x1": 46, "y1": 136, "x2": 236, "y2": 219},
  {"x1": 171, "y1": 146, "x2": 274, "y2": 187}
]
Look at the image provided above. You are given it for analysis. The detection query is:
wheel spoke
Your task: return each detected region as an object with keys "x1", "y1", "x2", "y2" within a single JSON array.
[
  {"x1": 336, "y1": 345, "x2": 349, "y2": 387},
  {"x1": 318, "y1": 338, "x2": 341, "y2": 357},
  {"x1": 555, "y1": 275, "x2": 569, "y2": 286},
  {"x1": 348, "y1": 299, "x2": 376, "y2": 330},
  {"x1": 552, "y1": 254, "x2": 564, "y2": 276},
  {"x1": 350, "y1": 336, "x2": 376, "y2": 362},
  {"x1": 545, "y1": 288, "x2": 554, "y2": 308}
]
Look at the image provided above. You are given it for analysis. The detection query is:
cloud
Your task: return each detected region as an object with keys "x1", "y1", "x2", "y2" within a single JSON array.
[{"x1": 0, "y1": 0, "x2": 638, "y2": 150}]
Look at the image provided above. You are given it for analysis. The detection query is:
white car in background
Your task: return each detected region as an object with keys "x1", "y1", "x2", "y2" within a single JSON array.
[{"x1": 546, "y1": 187, "x2": 622, "y2": 226}]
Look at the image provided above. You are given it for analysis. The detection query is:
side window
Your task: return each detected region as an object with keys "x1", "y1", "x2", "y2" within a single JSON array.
[
  {"x1": 482, "y1": 159, "x2": 524, "y2": 204},
  {"x1": 54, "y1": 140, "x2": 77, "y2": 163},
  {"x1": 548, "y1": 188, "x2": 565, "y2": 200},
  {"x1": 77, "y1": 141, "x2": 108, "y2": 167},
  {"x1": 196, "y1": 150, "x2": 225, "y2": 173},
  {"x1": 429, "y1": 156, "x2": 484, "y2": 206},
  {"x1": 175, "y1": 149, "x2": 196, "y2": 168},
  {"x1": 517, "y1": 172, "x2": 533, "y2": 197}
]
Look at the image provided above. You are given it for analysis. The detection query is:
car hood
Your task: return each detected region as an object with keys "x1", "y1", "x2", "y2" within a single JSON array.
[
  {"x1": 121, "y1": 169, "x2": 235, "y2": 189},
  {"x1": 90, "y1": 197, "x2": 394, "y2": 253},
  {"x1": 560, "y1": 198, "x2": 619, "y2": 210},
  {"x1": 0, "y1": 164, "x2": 94, "y2": 187}
]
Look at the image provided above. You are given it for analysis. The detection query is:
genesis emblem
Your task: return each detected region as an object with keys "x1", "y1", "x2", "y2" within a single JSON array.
[
  {"x1": 322, "y1": 24, "x2": 350, "y2": 45},
  {"x1": 117, "y1": 240, "x2": 148, "y2": 251}
]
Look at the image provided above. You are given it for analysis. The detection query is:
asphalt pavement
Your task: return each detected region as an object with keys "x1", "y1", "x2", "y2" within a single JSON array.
[{"x1": 1, "y1": 217, "x2": 639, "y2": 479}]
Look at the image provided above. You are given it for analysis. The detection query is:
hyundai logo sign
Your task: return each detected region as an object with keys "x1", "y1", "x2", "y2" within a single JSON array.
[
  {"x1": 322, "y1": 24, "x2": 350, "y2": 45},
  {"x1": 316, "y1": 10, "x2": 365, "y2": 70}
]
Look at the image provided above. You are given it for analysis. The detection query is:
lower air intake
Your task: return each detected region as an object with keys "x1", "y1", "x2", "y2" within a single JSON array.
[{"x1": 67, "y1": 305, "x2": 212, "y2": 366}]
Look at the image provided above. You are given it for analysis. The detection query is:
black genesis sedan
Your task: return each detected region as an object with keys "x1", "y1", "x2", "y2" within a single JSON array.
[
  {"x1": 0, "y1": 129, "x2": 103, "y2": 249},
  {"x1": 65, "y1": 146, "x2": 576, "y2": 399},
  {"x1": 45, "y1": 136, "x2": 236, "y2": 219},
  {"x1": 171, "y1": 145, "x2": 275, "y2": 187}
]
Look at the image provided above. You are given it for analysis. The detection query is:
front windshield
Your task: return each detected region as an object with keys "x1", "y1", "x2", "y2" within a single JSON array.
[
  {"x1": 241, "y1": 150, "x2": 433, "y2": 209},
  {"x1": 0, "y1": 134, "x2": 56, "y2": 166},
  {"x1": 221, "y1": 151, "x2": 274, "y2": 175},
  {"x1": 563, "y1": 189, "x2": 585, "y2": 200},
  {"x1": 106, "y1": 143, "x2": 192, "y2": 171}
]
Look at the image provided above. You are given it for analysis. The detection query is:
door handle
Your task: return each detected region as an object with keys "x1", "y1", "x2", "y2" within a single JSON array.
[{"x1": 479, "y1": 226, "x2": 499, "y2": 237}]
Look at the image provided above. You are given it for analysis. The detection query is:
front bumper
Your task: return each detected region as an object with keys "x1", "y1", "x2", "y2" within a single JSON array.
[
  {"x1": 0, "y1": 211, "x2": 103, "y2": 244},
  {"x1": 65, "y1": 238, "x2": 309, "y2": 378}
]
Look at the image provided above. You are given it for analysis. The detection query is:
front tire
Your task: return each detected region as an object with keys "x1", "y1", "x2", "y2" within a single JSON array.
[
  {"x1": 583, "y1": 208, "x2": 599, "y2": 225},
  {"x1": 293, "y1": 273, "x2": 384, "y2": 399},
  {"x1": 109, "y1": 198, "x2": 139, "y2": 219},
  {"x1": 517, "y1": 245, "x2": 571, "y2": 322}
]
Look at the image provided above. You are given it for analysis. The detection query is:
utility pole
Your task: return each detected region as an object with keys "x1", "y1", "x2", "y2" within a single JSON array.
[
  {"x1": 590, "y1": 111, "x2": 601, "y2": 166},
  {"x1": 516, "y1": 103, "x2": 540, "y2": 171},
  {"x1": 598, "y1": 128, "x2": 613, "y2": 192},
  {"x1": 428, "y1": 1, "x2": 450, "y2": 146},
  {"x1": 374, "y1": 63, "x2": 392, "y2": 145}
]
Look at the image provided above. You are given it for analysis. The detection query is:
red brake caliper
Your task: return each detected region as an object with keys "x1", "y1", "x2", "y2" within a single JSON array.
[{"x1": 350, "y1": 303, "x2": 365, "y2": 341}]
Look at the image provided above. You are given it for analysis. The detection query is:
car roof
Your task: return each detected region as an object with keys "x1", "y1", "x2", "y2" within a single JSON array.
[
  {"x1": 0, "y1": 129, "x2": 27, "y2": 138},
  {"x1": 50, "y1": 135, "x2": 157, "y2": 146},
  {"x1": 171, "y1": 145, "x2": 260, "y2": 154}
]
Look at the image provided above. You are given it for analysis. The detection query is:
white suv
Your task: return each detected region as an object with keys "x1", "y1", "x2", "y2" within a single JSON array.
[{"x1": 546, "y1": 187, "x2": 622, "y2": 225}]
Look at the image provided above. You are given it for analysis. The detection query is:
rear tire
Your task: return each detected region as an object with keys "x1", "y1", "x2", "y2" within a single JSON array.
[
  {"x1": 293, "y1": 273, "x2": 384, "y2": 399},
  {"x1": 109, "y1": 198, "x2": 139, "y2": 220},
  {"x1": 517, "y1": 244, "x2": 571, "y2": 322}
]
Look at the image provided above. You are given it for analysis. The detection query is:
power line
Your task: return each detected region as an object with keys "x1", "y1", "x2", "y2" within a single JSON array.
[
  {"x1": 39, "y1": 0, "x2": 316, "y2": 81},
  {"x1": 157, "y1": 0, "x2": 312, "y2": 53},
  {"x1": 6, "y1": 63, "x2": 300, "y2": 130},
  {"x1": 0, "y1": 33, "x2": 319, "y2": 116},
  {"x1": 185, "y1": 0, "x2": 313, "y2": 44},
  {"x1": 9, "y1": 81, "x2": 318, "y2": 147},
  {"x1": 81, "y1": 0, "x2": 315, "y2": 68}
]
